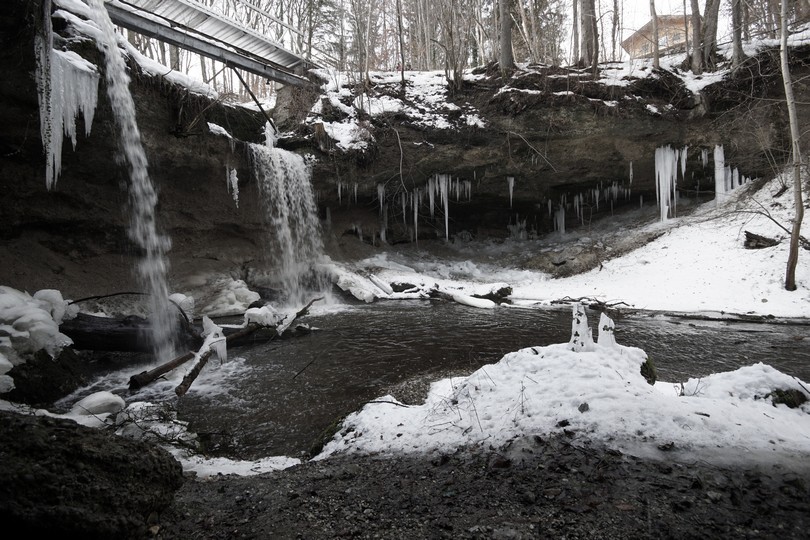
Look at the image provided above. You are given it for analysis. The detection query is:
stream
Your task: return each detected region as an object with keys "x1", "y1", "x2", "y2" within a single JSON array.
[{"x1": 164, "y1": 300, "x2": 810, "y2": 461}]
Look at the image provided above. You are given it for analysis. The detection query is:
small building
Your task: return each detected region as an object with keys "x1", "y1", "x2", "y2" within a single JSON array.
[{"x1": 621, "y1": 14, "x2": 694, "y2": 59}]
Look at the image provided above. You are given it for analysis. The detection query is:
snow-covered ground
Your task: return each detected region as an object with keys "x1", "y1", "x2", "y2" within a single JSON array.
[{"x1": 333, "y1": 174, "x2": 809, "y2": 319}]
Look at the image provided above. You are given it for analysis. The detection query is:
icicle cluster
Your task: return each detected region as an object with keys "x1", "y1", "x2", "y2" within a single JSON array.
[
  {"x1": 713, "y1": 145, "x2": 749, "y2": 206},
  {"x1": 226, "y1": 167, "x2": 239, "y2": 207},
  {"x1": 654, "y1": 145, "x2": 686, "y2": 222},
  {"x1": 35, "y1": 16, "x2": 100, "y2": 190},
  {"x1": 507, "y1": 176, "x2": 515, "y2": 208}
]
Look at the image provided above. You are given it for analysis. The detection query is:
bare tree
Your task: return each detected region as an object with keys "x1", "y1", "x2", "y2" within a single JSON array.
[
  {"x1": 579, "y1": 0, "x2": 598, "y2": 73},
  {"x1": 732, "y1": 0, "x2": 745, "y2": 68},
  {"x1": 650, "y1": 0, "x2": 659, "y2": 69},
  {"x1": 500, "y1": 0, "x2": 514, "y2": 71},
  {"x1": 690, "y1": 0, "x2": 702, "y2": 73},
  {"x1": 702, "y1": 0, "x2": 722, "y2": 70},
  {"x1": 780, "y1": 0, "x2": 805, "y2": 290}
]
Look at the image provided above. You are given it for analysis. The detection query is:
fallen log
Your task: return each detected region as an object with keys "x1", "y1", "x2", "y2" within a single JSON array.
[
  {"x1": 130, "y1": 297, "x2": 324, "y2": 393},
  {"x1": 60, "y1": 312, "x2": 200, "y2": 352},
  {"x1": 174, "y1": 350, "x2": 213, "y2": 397},
  {"x1": 128, "y1": 323, "x2": 260, "y2": 391}
]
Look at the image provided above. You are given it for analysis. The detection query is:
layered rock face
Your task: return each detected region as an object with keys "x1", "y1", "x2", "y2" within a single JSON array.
[{"x1": 0, "y1": 0, "x2": 805, "y2": 299}]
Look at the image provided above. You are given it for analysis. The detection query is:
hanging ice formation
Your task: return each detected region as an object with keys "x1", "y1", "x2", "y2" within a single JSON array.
[
  {"x1": 377, "y1": 183, "x2": 385, "y2": 214},
  {"x1": 629, "y1": 161, "x2": 633, "y2": 185},
  {"x1": 654, "y1": 145, "x2": 682, "y2": 222},
  {"x1": 553, "y1": 205, "x2": 566, "y2": 234},
  {"x1": 226, "y1": 167, "x2": 239, "y2": 207},
  {"x1": 701, "y1": 148, "x2": 709, "y2": 168},
  {"x1": 85, "y1": 0, "x2": 176, "y2": 361},
  {"x1": 250, "y1": 123, "x2": 325, "y2": 305},
  {"x1": 507, "y1": 176, "x2": 515, "y2": 208},
  {"x1": 713, "y1": 145, "x2": 726, "y2": 205},
  {"x1": 35, "y1": 3, "x2": 99, "y2": 190}
]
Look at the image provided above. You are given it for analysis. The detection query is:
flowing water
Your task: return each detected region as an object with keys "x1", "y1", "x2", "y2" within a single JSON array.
[
  {"x1": 87, "y1": 0, "x2": 176, "y2": 361},
  {"x1": 168, "y1": 301, "x2": 810, "y2": 460},
  {"x1": 249, "y1": 132, "x2": 329, "y2": 306}
]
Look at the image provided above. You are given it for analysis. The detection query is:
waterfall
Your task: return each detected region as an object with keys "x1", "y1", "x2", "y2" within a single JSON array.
[
  {"x1": 86, "y1": 0, "x2": 176, "y2": 361},
  {"x1": 249, "y1": 132, "x2": 325, "y2": 305}
]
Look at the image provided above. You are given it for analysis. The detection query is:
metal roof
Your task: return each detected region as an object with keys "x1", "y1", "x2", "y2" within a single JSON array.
[{"x1": 104, "y1": 0, "x2": 321, "y2": 87}]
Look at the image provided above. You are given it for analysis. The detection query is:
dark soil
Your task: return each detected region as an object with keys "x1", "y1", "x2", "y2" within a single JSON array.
[{"x1": 157, "y1": 435, "x2": 810, "y2": 540}]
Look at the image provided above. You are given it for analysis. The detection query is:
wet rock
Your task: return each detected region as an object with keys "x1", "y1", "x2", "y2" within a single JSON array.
[{"x1": 0, "y1": 410, "x2": 183, "y2": 539}]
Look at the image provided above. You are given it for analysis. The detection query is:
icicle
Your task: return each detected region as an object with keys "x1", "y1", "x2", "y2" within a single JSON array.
[
  {"x1": 507, "y1": 176, "x2": 515, "y2": 208},
  {"x1": 380, "y1": 205, "x2": 388, "y2": 243},
  {"x1": 655, "y1": 145, "x2": 679, "y2": 221},
  {"x1": 732, "y1": 168, "x2": 740, "y2": 189},
  {"x1": 401, "y1": 192, "x2": 407, "y2": 226},
  {"x1": 353, "y1": 183, "x2": 358, "y2": 204},
  {"x1": 337, "y1": 181, "x2": 342, "y2": 205},
  {"x1": 554, "y1": 205, "x2": 566, "y2": 234},
  {"x1": 701, "y1": 148, "x2": 709, "y2": 168},
  {"x1": 226, "y1": 167, "x2": 239, "y2": 207},
  {"x1": 629, "y1": 161, "x2": 633, "y2": 185},
  {"x1": 714, "y1": 145, "x2": 726, "y2": 206},
  {"x1": 377, "y1": 183, "x2": 385, "y2": 214},
  {"x1": 428, "y1": 176, "x2": 436, "y2": 218},
  {"x1": 36, "y1": 29, "x2": 100, "y2": 190},
  {"x1": 680, "y1": 146, "x2": 688, "y2": 180},
  {"x1": 413, "y1": 188, "x2": 419, "y2": 244},
  {"x1": 438, "y1": 174, "x2": 450, "y2": 240}
]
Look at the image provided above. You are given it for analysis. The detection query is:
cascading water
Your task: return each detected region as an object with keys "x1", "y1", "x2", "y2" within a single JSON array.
[
  {"x1": 86, "y1": 0, "x2": 176, "y2": 361},
  {"x1": 249, "y1": 126, "x2": 326, "y2": 305}
]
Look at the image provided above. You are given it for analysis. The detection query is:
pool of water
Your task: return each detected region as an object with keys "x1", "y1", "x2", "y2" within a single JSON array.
[{"x1": 170, "y1": 301, "x2": 810, "y2": 460}]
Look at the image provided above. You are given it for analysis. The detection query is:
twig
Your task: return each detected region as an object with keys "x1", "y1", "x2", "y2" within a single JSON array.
[
  {"x1": 292, "y1": 359, "x2": 316, "y2": 380},
  {"x1": 504, "y1": 130, "x2": 557, "y2": 171},
  {"x1": 367, "y1": 400, "x2": 411, "y2": 408}
]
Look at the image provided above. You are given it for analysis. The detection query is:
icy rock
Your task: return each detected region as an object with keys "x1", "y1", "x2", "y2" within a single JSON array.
[
  {"x1": 244, "y1": 306, "x2": 284, "y2": 328},
  {"x1": 597, "y1": 312, "x2": 617, "y2": 349},
  {"x1": 568, "y1": 302, "x2": 595, "y2": 352},
  {"x1": 70, "y1": 391, "x2": 126, "y2": 416}
]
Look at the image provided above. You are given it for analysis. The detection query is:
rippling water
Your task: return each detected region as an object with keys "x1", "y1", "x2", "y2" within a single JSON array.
[{"x1": 172, "y1": 301, "x2": 810, "y2": 460}]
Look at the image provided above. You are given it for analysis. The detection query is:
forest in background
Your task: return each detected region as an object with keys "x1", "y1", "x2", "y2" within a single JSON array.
[{"x1": 122, "y1": 0, "x2": 810, "y2": 101}]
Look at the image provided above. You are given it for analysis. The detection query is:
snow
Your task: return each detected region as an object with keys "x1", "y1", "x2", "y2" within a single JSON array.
[
  {"x1": 0, "y1": 287, "x2": 75, "y2": 373},
  {"x1": 317, "y1": 304, "x2": 810, "y2": 467},
  {"x1": 199, "y1": 278, "x2": 261, "y2": 317}
]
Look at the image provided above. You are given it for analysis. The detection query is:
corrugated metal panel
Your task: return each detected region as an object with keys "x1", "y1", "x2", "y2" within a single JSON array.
[{"x1": 113, "y1": 0, "x2": 313, "y2": 71}]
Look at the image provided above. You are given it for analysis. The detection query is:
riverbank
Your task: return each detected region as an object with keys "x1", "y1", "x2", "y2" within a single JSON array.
[{"x1": 156, "y1": 434, "x2": 810, "y2": 539}]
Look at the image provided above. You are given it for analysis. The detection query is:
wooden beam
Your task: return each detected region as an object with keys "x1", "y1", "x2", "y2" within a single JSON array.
[{"x1": 105, "y1": 4, "x2": 315, "y2": 89}]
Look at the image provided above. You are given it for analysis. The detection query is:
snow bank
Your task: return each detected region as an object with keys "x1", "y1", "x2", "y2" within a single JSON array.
[
  {"x1": 0, "y1": 287, "x2": 75, "y2": 372},
  {"x1": 318, "y1": 309, "x2": 810, "y2": 464},
  {"x1": 199, "y1": 278, "x2": 261, "y2": 317}
]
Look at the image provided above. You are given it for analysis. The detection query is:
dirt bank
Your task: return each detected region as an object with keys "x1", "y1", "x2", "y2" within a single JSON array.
[{"x1": 157, "y1": 435, "x2": 810, "y2": 540}]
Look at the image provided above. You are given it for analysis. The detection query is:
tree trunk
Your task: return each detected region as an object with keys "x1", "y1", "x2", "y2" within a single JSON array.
[
  {"x1": 780, "y1": 0, "x2": 805, "y2": 291},
  {"x1": 650, "y1": 0, "x2": 659, "y2": 69},
  {"x1": 690, "y1": 0, "x2": 703, "y2": 74},
  {"x1": 572, "y1": 0, "x2": 579, "y2": 65},
  {"x1": 579, "y1": 0, "x2": 598, "y2": 70},
  {"x1": 732, "y1": 0, "x2": 744, "y2": 68},
  {"x1": 702, "y1": 0, "x2": 721, "y2": 70},
  {"x1": 499, "y1": 0, "x2": 514, "y2": 72},
  {"x1": 396, "y1": 0, "x2": 406, "y2": 85}
]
